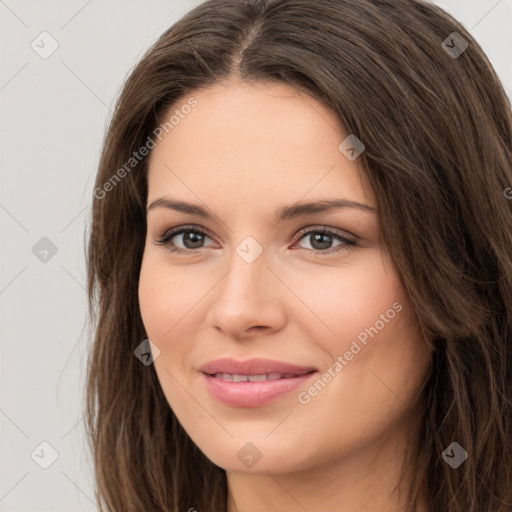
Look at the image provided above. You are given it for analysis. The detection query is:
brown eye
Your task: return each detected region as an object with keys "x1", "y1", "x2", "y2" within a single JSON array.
[
  {"x1": 155, "y1": 226, "x2": 217, "y2": 254},
  {"x1": 294, "y1": 227, "x2": 357, "y2": 254}
]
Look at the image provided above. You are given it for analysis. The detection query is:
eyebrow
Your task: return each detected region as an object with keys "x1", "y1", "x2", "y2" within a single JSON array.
[{"x1": 146, "y1": 197, "x2": 377, "y2": 221}]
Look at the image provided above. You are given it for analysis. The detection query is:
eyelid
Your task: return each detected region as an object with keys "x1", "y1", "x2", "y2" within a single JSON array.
[
  {"x1": 156, "y1": 224, "x2": 219, "y2": 247},
  {"x1": 294, "y1": 224, "x2": 357, "y2": 243},
  {"x1": 154, "y1": 223, "x2": 359, "y2": 256},
  {"x1": 156, "y1": 223, "x2": 355, "y2": 244}
]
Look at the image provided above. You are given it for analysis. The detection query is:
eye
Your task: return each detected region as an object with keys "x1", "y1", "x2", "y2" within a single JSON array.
[
  {"x1": 154, "y1": 225, "x2": 217, "y2": 254},
  {"x1": 154, "y1": 225, "x2": 358, "y2": 255},
  {"x1": 292, "y1": 226, "x2": 357, "y2": 254}
]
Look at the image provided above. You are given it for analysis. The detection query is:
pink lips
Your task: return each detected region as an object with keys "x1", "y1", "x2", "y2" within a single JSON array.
[{"x1": 199, "y1": 357, "x2": 317, "y2": 407}]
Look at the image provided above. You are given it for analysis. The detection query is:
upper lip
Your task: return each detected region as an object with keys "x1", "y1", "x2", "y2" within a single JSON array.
[{"x1": 200, "y1": 357, "x2": 317, "y2": 376}]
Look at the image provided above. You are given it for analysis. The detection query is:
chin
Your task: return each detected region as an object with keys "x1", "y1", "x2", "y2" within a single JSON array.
[{"x1": 193, "y1": 434, "x2": 320, "y2": 475}]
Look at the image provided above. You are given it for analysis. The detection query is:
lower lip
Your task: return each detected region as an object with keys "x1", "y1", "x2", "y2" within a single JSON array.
[{"x1": 202, "y1": 372, "x2": 317, "y2": 407}]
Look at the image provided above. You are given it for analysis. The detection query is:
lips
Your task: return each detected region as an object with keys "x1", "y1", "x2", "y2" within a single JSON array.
[
  {"x1": 199, "y1": 358, "x2": 318, "y2": 407},
  {"x1": 200, "y1": 357, "x2": 317, "y2": 376},
  {"x1": 210, "y1": 372, "x2": 300, "y2": 382}
]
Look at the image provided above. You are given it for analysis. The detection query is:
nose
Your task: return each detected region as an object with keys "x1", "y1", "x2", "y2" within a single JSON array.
[{"x1": 205, "y1": 248, "x2": 287, "y2": 340}]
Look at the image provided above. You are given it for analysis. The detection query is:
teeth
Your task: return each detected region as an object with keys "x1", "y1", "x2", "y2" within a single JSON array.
[
  {"x1": 212, "y1": 372, "x2": 297, "y2": 381},
  {"x1": 248, "y1": 374, "x2": 267, "y2": 382}
]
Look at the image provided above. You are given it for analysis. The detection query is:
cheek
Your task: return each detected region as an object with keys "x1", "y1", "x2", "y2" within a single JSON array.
[
  {"x1": 294, "y1": 252, "x2": 427, "y2": 402},
  {"x1": 138, "y1": 250, "x2": 197, "y2": 341},
  {"x1": 313, "y1": 270, "x2": 428, "y2": 428},
  {"x1": 287, "y1": 252, "x2": 401, "y2": 351},
  {"x1": 138, "y1": 256, "x2": 168, "y2": 339},
  {"x1": 138, "y1": 250, "x2": 211, "y2": 379}
]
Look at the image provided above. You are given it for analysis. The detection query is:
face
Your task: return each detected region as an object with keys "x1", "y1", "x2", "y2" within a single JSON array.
[{"x1": 138, "y1": 80, "x2": 431, "y2": 474}]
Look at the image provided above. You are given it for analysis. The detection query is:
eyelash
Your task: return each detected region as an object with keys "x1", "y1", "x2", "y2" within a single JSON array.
[{"x1": 154, "y1": 224, "x2": 358, "y2": 256}]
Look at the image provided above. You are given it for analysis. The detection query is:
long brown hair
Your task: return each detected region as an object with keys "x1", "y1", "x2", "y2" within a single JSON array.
[{"x1": 85, "y1": 1, "x2": 512, "y2": 510}]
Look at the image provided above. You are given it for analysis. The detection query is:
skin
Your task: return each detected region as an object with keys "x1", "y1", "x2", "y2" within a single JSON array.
[{"x1": 138, "y1": 79, "x2": 432, "y2": 512}]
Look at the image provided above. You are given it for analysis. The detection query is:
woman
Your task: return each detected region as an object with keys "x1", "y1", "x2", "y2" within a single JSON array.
[{"x1": 85, "y1": 1, "x2": 512, "y2": 511}]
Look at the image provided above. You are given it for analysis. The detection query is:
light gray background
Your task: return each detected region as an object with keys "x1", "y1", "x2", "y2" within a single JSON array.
[{"x1": 1, "y1": 1, "x2": 511, "y2": 510}]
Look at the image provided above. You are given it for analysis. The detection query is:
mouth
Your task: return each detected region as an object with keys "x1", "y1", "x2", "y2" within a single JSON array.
[
  {"x1": 199, "y1": 358, "x2": 318, "y2": 407},
  {"x1": 207, "y1": 372, "x2": 310, "y2": 382}
]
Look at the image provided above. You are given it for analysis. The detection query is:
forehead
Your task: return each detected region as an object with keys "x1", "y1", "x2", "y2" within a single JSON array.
[{"x1": 147, "y1": 81, "x2": 375, "y2": 210}]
